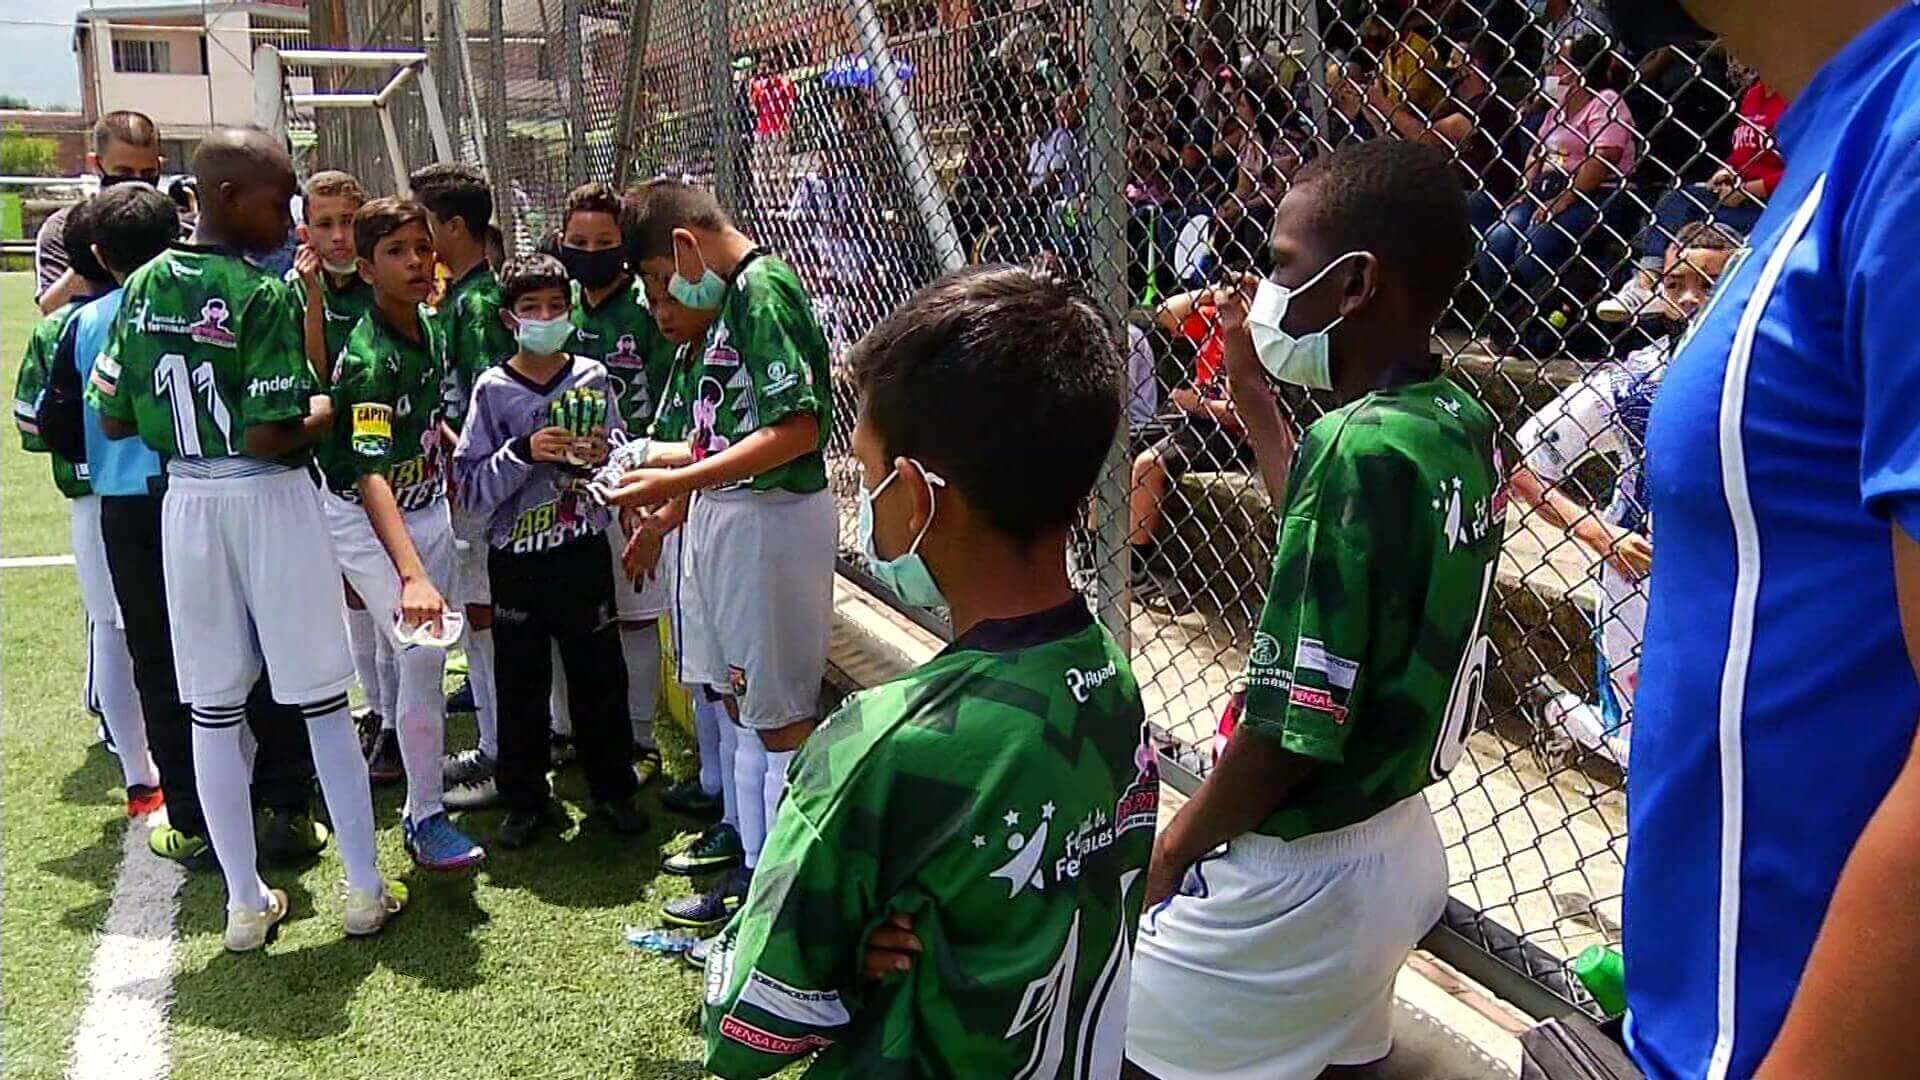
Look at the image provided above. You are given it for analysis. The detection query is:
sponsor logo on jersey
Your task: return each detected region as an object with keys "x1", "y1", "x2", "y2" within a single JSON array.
[
  {"x1": 606, "y1": 334, "x2": 643, "y2": 369},
  {"x1": 738, "y1": 971, "x2": 850, "y2": 1028},
  {"x1": 1114, "y1": 735, "x2": 1160, "y2": 836},
  {"x1": 764, "y1": 359, "x2": 800, "y2": 396},
  {"x1": 351, "y1": 402, "x2": 394, "y2": 456},
  {"x1": 189, "y1": 299, "x2": 238, "y2": 348},
  {"x1": 1433, "y1": 475, "x2": 1495, "y2": 552},
  {"x1": 986, "y1": 804, "x2": 1052, "y2": 898},
  {"x1": 1248, "y1": 631, "x2": 1282, "y2": 668},
  {"x1": 1293, "y1": 637, "x2": 1358, "y2": 690},
  {"x1": 717, "y1": 1015, "x2": 832, "y2": 1057},
  {"x1": 1288, "y1": 685, "x2": 1348, "y2": 723},
  {"x1": 248, "y1": 373, "x2": 302, "y2": 398},
  {"x1": 1064, "y1": 659, "x2": 1118, "y2": 704}
]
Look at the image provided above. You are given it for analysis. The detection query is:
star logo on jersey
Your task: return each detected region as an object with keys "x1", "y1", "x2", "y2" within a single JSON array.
[
  {"x1": 1434, "y1": 394, "x2": 1461, "y2": 418},
  {"x1": 988, "y1": 810, "x2": 1051, "y2": 899},
  {"x1": 189, "y1": 298, "x2": 238, "y2": 348},
  {"x1": 607, "y1": 334, "x2": 643, "y2": 369}
]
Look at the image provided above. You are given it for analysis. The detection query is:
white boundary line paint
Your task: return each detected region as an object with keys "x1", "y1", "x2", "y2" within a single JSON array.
[
  {"x1": 0, "y1": 554, "x2": 77, "y2": 568},
  {"x1": 1703, "y1": 174, "x2": 1827, "y2": 1080},
  {"x1": 66, "y1": 816, "x2": 184, "y2": 1080}
]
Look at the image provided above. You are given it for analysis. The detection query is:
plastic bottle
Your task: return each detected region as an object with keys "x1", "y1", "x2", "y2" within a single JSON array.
[{"x1": 1574, "y1": 944, "x2": 1627, "y2": 1018}]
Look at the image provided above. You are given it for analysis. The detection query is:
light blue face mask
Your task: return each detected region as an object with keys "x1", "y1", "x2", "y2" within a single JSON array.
[
  {"x1": 667, "y1": 242, "x2": 727, "y2": 310},
  {"x1": 514, "y1": 313, "x2": 574, "y2": 356},
  {"x1": 857, "y1": 461, "x2": 948, "y2": 608}
]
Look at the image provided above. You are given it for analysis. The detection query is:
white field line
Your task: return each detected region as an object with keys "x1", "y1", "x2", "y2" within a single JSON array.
[
  {"x1": 0, "y1": 554, "x2": 76, "y2": 569},
  {"x1": 66, "y1": 815, "x2": 183, "y2": 1080}
]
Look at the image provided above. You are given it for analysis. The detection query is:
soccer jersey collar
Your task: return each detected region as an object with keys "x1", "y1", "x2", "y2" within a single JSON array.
[
  {"x1": 368, "y1": 300, "x2": 428, "y2": 346},
  {"x1": 445, "y1": 259, "x2": 492, "y2": 298},
  {"x1": 502, "y1": 356, "x2": 576, "y2": 396},
  {"x1": 945, "y1": 597, "x2": 1095, "y2": 655},
  {"x1": 170, "y1": 240, "x2": 244, "y2": 259}
]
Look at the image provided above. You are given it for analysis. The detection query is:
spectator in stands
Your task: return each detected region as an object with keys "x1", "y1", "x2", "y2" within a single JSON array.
[
  {"x1": 1534, "y1": 0, "x2": 1613, "y2": 64},
  {"x1": 1361, "y1": 1, "x2": 1446, "y2": 114},
  {"x1": 36, "y1": 110, "x2": 163, "y2": 315},
  {"x1": 1510, "y1": 222, "x2": 1739, "y2": 771},
  {"x1": 1371, "y1": 34, "x2": 1525, "y2": 204},
  {"x1": 1126, "y1": 285, "x2": 1254, "y2": 594},
  {"x1": 1028, "y1": 90, "x2": 1087, "y2": 199},
  {"x1": 1470, "y1": 33, "x2": 1638, "y2": 333},
  {"x1": 1599, "y1": 62, "x2": 1784, "y2": 321}
]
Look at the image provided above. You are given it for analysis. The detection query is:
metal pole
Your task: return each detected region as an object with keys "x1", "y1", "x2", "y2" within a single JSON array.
[
  {"x1": 563, "y1": 0, "x2": 590, "y2": 182},
  {"x1": 378, "y1": 104, "x2": 411, "y2": 195},
  {"x1": 415, "y1": 63, "x2": 458, "y2": 161},
  {"x1": 845, "y1": 0, "x2": 965, "y2": 272},
  {"x1": 611, "y1": 0, "x2": 654, "y2": 188},
  {"x1": 704, "y1": 0, "x2": 736, "y2": 206},
  {"x1": 1298, "y1": 0, "x2": 1329, "y2": 146},
  {"x1": 1086, "y1": 0, "x2": 1132, "y2": 648},
  {"x1": 487, "y1": 0, "x2": 518, "y2": 248},
  {"x1": 253, "y1": 44, "x2": 288, "y2": 145},
  {"x1": 447, "y1": 0, "x2": 493, "y2": 173}
]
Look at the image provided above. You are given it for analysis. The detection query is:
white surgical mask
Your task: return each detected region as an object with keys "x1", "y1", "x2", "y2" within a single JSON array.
[
  {"x1": 856, "y1": 462, "x2": 947, "y2": 608},
  {"x1": 323, "y1": 258, "x2": 359, "y2": 276},
  {"x1": 514, "y1": 313, "x2": 574, "y2": 356},
  {"x1": 1244, "y1": 251, "x2": 1367, "y2": 391},
  {"x1": 1543, "y1": 74, "x2": 1568, "y2": 104}
]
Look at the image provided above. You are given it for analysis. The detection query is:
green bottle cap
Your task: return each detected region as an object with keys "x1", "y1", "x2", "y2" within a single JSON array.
[{"x1": 1574, "y1": 944, "x2": 1626, "y2": 1018}]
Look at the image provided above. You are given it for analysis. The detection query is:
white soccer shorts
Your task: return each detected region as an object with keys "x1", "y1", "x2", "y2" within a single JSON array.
[
  {"x1": 321, "y1": 492, "x2": 457, "y2": 648},
  {"x1": 608, "y1": 515, "x2": 675, "y2": 623},
  {"x1": 69, "y1": 494, "x2": 123, "y2": 629},
  {"x1": 161, "y1": 469, "x2": 354, "y2": 709},
  {"x1": 675, "y1": 488, "x2": 834, "y2": 731},
  {"x1": 449, "y1": 502, "x2": 492, "y2": 608},
  {"x1": 1126, "y1": 794, "x2": 1448, "y2": 1079}
]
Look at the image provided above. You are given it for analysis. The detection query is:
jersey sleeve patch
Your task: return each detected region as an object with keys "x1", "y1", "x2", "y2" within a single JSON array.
[
  {"x1": 350, "y1": 402, "x2": 395, "y2": 458},
  {"x1": 716, "y1": 1015, "x2": 833, "y2": 1057},
  {"x1": 737, "y1": 970, "x2": 851, "y2": 1028}
]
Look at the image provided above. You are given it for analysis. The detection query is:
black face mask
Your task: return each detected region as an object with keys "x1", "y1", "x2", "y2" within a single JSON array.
[
  {"x1": 1600, "y1": 0, "x2": 1713, "y2": 58},
  {"x1": 560, "y1": 245, "x2": 627, "y2": 290},
  {"x1": 99, "y1": 170, "x2": 162, "y2": 189}
]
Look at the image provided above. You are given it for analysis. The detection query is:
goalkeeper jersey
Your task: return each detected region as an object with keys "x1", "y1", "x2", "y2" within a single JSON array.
[
  {"x1": 703, "y1": 599, "x2": 1157, "y2": 1079},
  {"x1": 1241, "y1": 373, "x2": 1503, "y2": 840}
]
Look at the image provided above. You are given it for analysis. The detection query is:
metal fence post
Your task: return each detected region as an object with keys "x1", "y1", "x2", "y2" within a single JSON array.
[
  {"x1": 1086, "y1": 0, "x2": 1133, "y2": 650},
  {"x1": 563, "y1": 0, "x2": 591, "y2": 182},
  {"x1": 612, "y1": 0, "x2": 655, "y2": 188},
  {"x1": 706, "y1": 0, "x2": 737, "y2": 207},
  {"x1": 846, "y1": 0, "x2": 965, "y2": 273}
]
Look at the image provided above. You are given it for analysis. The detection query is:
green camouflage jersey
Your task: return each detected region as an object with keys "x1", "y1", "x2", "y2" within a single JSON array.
[
  {"x1": 1241, "y1": 374, "x2": 1503, "y2": 840},
  {"x1": 683, "y1": 253, "x2": 832, "y2": 494},
  {"x1": 570, "y1": 277, "x2": 678, "y2": 430},
  {"x1": 87, "y1": 245, "x2": 315, "y2": 465},
  {"x1": 12, "y1": 300, "x2": 90, "y2": 497},
  {"x1": 704, "y1": 600, "x2": 1158, "y2": 1079},
  {"x1": 288, "y1": 269, "x2": 376, "y2": 370},
  {"x1": 436, "y1": 263, "x2": 515, "y2": 431},
  {"x1": 648, "y1": 341, "x2": 697, "y2": 443},
  {"x1": 318, "y1": 304, "x2": 450, "y2": 510}
]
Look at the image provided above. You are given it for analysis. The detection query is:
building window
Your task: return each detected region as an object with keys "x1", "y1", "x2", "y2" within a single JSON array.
[{"x1": 112, "y1": 38, "x2": 172, "y2": 74}]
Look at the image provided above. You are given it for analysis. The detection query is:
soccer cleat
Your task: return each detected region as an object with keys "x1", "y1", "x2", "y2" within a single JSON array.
[
  {"x1": 126, "y1": 784, "x2": 165, "y2": 819},
  {"x1": 634, "y1": 747, "x2": 663, "y2": 787},
  {"x1": 259, "y1": 808, "x2": 330, "y2": 864},
  {"x1": 442, "y1": 747, "x2": 495, "y2": 788},
  {"x1": 593, "y1": 796, "x2": 650, "y2": 836},
  {"x1": 224, "y1": 888, "x2": 290, "y2": 952},
  {"x1": 660, "y1": 868, "x2": 749, "y2": 932},
  {"x1": 661, "y1": 822, "x2": 743, "y2": 877},
  {"x1": 660, "y1": 779, "x2": 722, "y2": 819},
  {"x1": 497, "y1": 805, "x2": 558, "y2": 850},
  {"x1": 367, "y1": 729, "x2": 404, "y2": 784},
  {"x1": 404, "y1": 811, "x2": 486, "y2": 872},
  {"x1": 352, "y1": 706, "x2": 382, "y2": 759},
  {"x1": 149, "y1": 824, "x2": 212, "y2": 865},
  {"x1": 344, "y1": 877, "x2": 409, "y2": 936},
  {"x1": 445, "y1": 678, "x2": 476, "y2": 714},
  {"x1": 444, "y1": 776, "x2": 502, "y2": 811}
]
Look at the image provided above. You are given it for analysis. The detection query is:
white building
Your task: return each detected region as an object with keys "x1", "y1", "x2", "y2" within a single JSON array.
[{"x1": 74, "y1": 0, "x2": 309, "y2": 158}]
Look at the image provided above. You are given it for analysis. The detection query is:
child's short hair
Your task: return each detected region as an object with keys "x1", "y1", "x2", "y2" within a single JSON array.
[
  {"x1": 564, "y1": 181, "x2": 621, "y2": 230},
  {"x1": 499, "y1": 254, "x2": 570, "y2": 307},
  {"x1": 1289, "y1": 139, "x2": 1473, "y2": 317},
  {"x1": 849, "y1": 265, "x2": 1121, "y2": 544},
  {"x1": 409, "y1": 163, "x2": 492, "y2": 238},
  {"x1": 303, "y1": 170, "x2": 366, "y2": 220},
  {"x1": 1669, "y1": 221, "x2": 1741, "y2": 255},
  {"x1": 87, "y1": 183, "x2": 177, "y2": 280},
  {"x1": 62, "y1": 199, "x2": 111, "y2": 287},
  {"x1": 619, "y1": 178, "x2": 730, "y2": 262},
  {"x1": 353, "y1": 196, "x2": 431, "y2": 261}
]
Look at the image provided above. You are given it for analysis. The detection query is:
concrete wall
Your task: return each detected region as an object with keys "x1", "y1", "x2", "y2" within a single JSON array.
[{"x1": 86, "y1": 11, "x2": 264, "y2": 135}]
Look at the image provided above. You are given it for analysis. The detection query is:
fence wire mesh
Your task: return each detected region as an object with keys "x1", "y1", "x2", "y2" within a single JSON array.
[{"x1": 317, "y1": 0, "x2": 1773, "y2": 1019}]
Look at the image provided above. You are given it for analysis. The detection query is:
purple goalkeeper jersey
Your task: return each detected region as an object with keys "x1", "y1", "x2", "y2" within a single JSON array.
[{"x1": 452, "y1": 354, "x2": 624, "y2": 554}]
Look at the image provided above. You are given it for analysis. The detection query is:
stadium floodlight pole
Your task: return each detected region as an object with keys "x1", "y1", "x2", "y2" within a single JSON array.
[
  {"x1": 1086, "y1": 0, "x2": 1133, "y2": 649},
  {"x1": 845, "y1": 0, "x2": 965, "y2": 273}
]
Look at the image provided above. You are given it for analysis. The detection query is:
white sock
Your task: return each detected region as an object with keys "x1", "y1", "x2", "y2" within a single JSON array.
[
  {"x1": 623, "y1": 623, "x2": 661, "y2": 751},
  {"x1": 304, "y1": 704, "x2": 381, "y2": 895},
  {"x1": 716, "y1": 710, "x2": 740, "y2": 831},
  {"x1": 377, "y1": 635, "x2": 399, "y2": 733},
  {"x1": 549, "y1": 642, "x2": 573, "y2": 737},
  {"x1": 192, "y1": 716, "x2": 270, "y2": 912},
  {"x1": 695, "y1": 692, "x2": 725, "y2": 798},
  {"x1": 346, "y1": 605, "x2": 384, "y2": 714},
  {"x1": 91, "y1": 621, "x2": 158, "y2": 789},
  {"x1": 396, "y1": 644, "x2": 448, "y2": 822},
  {"x1": 733, "y1": 729, "x2": 768, "y2": 869},
  {"x1": 763, "y1": 748, "x2": 793, "y2": 842},
  {"x1": 467, "y1": 624, "x2": 498, "y2": 759}
]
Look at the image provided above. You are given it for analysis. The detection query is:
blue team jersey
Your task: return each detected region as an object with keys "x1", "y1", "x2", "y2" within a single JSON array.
[
  {"x1": 72, "y1": 288, "x2": 163, "y2": 497},
  {"x1": 1625, "y1": 6, "x2": 1920, "y2": 1078}
]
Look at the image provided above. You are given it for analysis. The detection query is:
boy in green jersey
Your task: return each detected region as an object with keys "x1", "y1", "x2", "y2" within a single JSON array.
[
  {"x1": 1124, "y1": 140, "x2": 1502, "y2": 1078},
  {"x1": 88, "y1": 128, "x2": 403, "y2": 951},
  {"x1": 316, "y1": 197, "x2": 484, "y2": 873},
  {"x1": 411, "y1": 162, "x2": 514, "y2": 801},
  {"x1": 553, "y1": 181, "x2": 679, "y2": 782},
  {"x1": 607, "y1": 179, "x2": 835, "y2": 930},
  {"x1": 702, "y1": 265, "x2": 1156, "y2": 1079}
]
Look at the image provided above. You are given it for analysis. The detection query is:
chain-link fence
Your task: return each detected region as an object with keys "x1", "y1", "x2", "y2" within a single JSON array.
[{"x1": 317, "y1": 0, "x2": 1771, "y2": 1020}]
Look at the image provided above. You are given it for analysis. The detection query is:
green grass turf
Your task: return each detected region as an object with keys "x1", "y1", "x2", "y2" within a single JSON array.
[{"x1": 0, "y1": 272, "x2": 738, "y2": 1078}]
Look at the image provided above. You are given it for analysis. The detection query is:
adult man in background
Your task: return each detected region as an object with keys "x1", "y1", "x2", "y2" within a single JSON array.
[
  {"x1": 1605, "y1": 0, "x2": 1920, "y2": 1076},
  {"x1": 35, "y1": 111, "x2": 164, "y2": 315}
]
